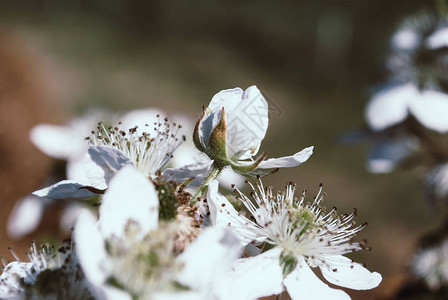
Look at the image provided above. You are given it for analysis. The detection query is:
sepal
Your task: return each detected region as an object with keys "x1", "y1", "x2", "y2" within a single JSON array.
[{"x1": 193, "y1": 106, "x2": 206, "y2": 153}]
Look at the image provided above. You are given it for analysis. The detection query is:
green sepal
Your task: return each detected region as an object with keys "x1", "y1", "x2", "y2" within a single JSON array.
[
  {"x1": 247, "y1": 166, "x2": 280, "y2": 177},
  {"x1": 207, "y1": 107, "x2": 228, "y2": 162},
  {"x1": 279, "y1": 250, "x2": 298, "y2": 277},
  {"x1": 230, "y1": 152, "x2": 268, "y2": 175}
]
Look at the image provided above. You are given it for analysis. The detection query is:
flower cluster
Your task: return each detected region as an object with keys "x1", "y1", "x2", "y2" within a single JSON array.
[
  {"x1": 359, "y1": 12, "x2": 448, "y2": 210},
  {"x1": 351, "y1": 9, "x2": 448, "y2": 295},
  {"x1": 2, "y1": 86, "x2": 381, "y2": 299}
]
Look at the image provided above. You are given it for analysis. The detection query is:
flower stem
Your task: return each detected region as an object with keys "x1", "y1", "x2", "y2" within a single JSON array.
[{"x1": 190, "y1": 164, "x2": 222, "y2": 205}]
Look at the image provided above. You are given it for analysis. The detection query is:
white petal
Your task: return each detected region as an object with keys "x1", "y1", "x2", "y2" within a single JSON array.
[
  {"x1": 258, "y1": 146, "x2": 314, "y2": 169},
  {"x1": 177, "y1": 227, "x2": 240, "y2": 292},
  {"x1": 199, "y1": 88, "x2": 243, "y2": 148},
  {"x1": 217, "y1": 166, "x2": 245, "y2": 189},
  {"x1": 409, "y1": 90, "x2": 448, "y2": 133},
  {"x1": 75, "y1": 218, "x2": 132, "y2": 300},
  {"x1": 284, "y1": 258, "x2": 350, "y2": 300},
  {"x1": 85, "y1": 146, "x2": 133, "y2": 189},
  {"x1": 169, "y1": 142, "x2": 203, "y2": 168},
  {"x1": 366, "y1": 137, "x2": 416, "y2": 173},
  {"x1": 74, "y1": 210, "x2": 109, "y2": 287},
  {"x1": 29, "y1": 124, "x2": 85, "y2": 160},
  {"x1": 32, "y1": 180, "x2": 97, "y2": 200},
  {"x1": 200, "y1": 86, "x2": 269, "y2": 159},
  {"x1": 224, "y1": 248, "x2": 284, "y2": 300},
  {"x1": 426, "y1": 27, "x2": 448, "y2": 49},
  {"x1": 7, "y1": 196, "x2": 45, "y2": 239},
  {"x1": 365, "y1": 84, "x2": 417, "y2": 131},
  {"x1": 208, "y1": 87, "x2": 245, "y2": 112},
  {"x1": 319, "y1": 255, "x2": 382, "y2": 290},
  {"x1": 99, "y1": 166, "x2": 159, "y2": 238},
  {"x1": 167, "y1": 114, "x2": 198, "y2": 168},
  {"x1": 207, "y1": 180, "x2": 265, "y2": 247},
  {"x1": 225, "y1": 86, "x2": 269, "y2": 159},
  {"x1": 66, "y1": 158, "x2": 91, "y2": 184},
  {"x1": 60, "y1": 204, "x2": 85, "y2": 233},
  {"x1": 391, "y1": 28, "x2": 419, "y2": 51}
]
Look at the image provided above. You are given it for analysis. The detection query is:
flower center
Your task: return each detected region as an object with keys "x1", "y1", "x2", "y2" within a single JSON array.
[{"x1": 105, "y1": 222, "x2": 183, "y2": 297}]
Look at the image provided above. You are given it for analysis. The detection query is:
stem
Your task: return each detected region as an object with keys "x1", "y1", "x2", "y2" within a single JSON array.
[{"x1": 190, "y1": 164, "x2": 222, "y2": 205}]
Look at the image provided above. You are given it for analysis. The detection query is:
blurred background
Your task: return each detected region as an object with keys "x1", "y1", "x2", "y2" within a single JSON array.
[{"x1": 0, "y1": 0, "x2": 442, "y2": 299}]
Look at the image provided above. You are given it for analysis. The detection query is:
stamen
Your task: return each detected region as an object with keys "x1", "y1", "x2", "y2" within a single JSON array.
[{"x1": 87, "y1": 117, "x2": 184, "y2": 176}]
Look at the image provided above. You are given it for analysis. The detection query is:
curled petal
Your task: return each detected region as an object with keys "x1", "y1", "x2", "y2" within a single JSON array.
[
  {"x1": 199, "y1": 86, "x2": 269, "y2": 159},
  {"x1": 257, "y1": 146, "x2": 313, "y2": 169},
  {"x1": 319, "y1": 255, "x2": 382, "y2": 290},
  {"x1": 224, "y1": 86, "x2": 269, "y2": 159},
  {"x1": 284, "y1": 258, "x2": 350, "y2": 300}
]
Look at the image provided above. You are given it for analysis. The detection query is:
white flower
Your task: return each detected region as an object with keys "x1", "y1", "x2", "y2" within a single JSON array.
[
  {"x1": 413, "y1": 239, "x2": 448, "y2": 290},
  {"x1": 9, "y1": 109, "x2": 169, "y2": 238},
  {"x1": 207, "y1": 180, "x2": 382, "y2": 299},
  {"x1": 363, "y1": 83, "x2": 448, "y2": 174},
  {"x1": 30, "y1": 109, "x2": 165, "y2": 183},
  {"x1": 32, "y1": 113, "x2": 184, "y2": 200},
  {"x1": 0, "y1": 240, "x2": 93, "y2": 300},
  {"x1": 74, "y1": 166, "x2": 240, "y2": 300},
  {"x1": 193, "y1": 86, "x2": 313, "y2": 176}
]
